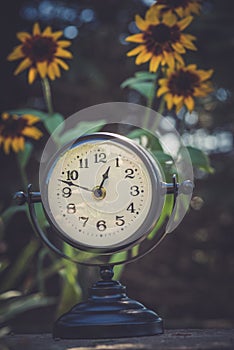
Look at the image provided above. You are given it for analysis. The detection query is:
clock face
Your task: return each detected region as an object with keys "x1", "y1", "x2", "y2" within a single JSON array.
[{"x1": 42, "y1": 133, "x2": 164, "y2": 252}]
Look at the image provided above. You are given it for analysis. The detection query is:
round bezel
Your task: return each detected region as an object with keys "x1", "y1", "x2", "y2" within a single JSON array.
[{"x1": 40, "y1": 132, "x2": 165, "y2": 254}]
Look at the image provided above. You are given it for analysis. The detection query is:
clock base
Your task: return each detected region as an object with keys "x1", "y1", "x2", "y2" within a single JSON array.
[{"x1": 53, "y1": 266, "x2": 163, "y2": 339}]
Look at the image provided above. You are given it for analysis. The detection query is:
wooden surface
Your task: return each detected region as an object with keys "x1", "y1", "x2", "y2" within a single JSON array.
[{"x1": 1, "y1": 329, "x2": 234, "y2": 350}]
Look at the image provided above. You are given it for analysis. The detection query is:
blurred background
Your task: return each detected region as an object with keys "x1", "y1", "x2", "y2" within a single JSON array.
[{"x1": 0, "y1": 0, "x2": 234, "y2": 333}]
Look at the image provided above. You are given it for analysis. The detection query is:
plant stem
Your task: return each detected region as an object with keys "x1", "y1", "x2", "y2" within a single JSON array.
[
  {"x1": 16, "y1": 153, "x2": 28, "y2": 190},
  {"x1": 41, "y1": 77, "x2": 54, "y2": 116},
  {"x1": 142, "y1": 73, "x2": 158, "y2": 130},
  {"x1": 151, "y1": 97, "x2": 166, "y2": 132}
]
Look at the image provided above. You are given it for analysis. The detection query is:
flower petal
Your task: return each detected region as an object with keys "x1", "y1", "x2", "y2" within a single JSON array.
[
  {"x1": 3, "y1": 138, "x2": 12, "y2": 154},
  {"x1": 14, "y1": 58, "x2": 32, "y2": 75},
  {"x1": 37, "y1": 61, "x2": 48, "y2": 78},
  {"x1": 165, "y1": 93, "x2": 174, "y2": 110},
  {"x1": 125, "y1": 34, "x2": 145, "y2": 43},
  {"x1": 198, "y1": 69, "x2": 214, "y2": 81},
  {"x1": 180, "y1": 35, "x2": 197, "y2": 50},
  {"x1": 135, "y1": 14, "x2": 148, "y2": 31},
  {"x1": 162, "y1": 12, "x2": 177, "y2": 26},
  {"x1": 178, "y1": 16, "x2": 193, "y2": 30},
  {"x1": 22, "y1": 126, "x2": 43, "y2": 140},
  {"x1": 54, "y1": 58, "x2": 69, "y2": 70},
  {"x1": 157, "y1": 85, "x2": 169, "y2": 97},
  {"x1": 55, "y1": 47, "x2": 73, "y2": 58},
  {"x1": 33, "y1": 22, "x2": 41, "y2": 35},
  {"x1": 136, "y1": 51, "x2": 152, "y2": 64},
  {"x1": 48, "y1": 64, "x2": 56, "y2": 80},
  {"x1": 58, "y1": 40, "x2": 72, "y2": 48},
  {"x1": 184, "y1": 96, "x2": 195, "y2": 111},
  {"x1": 163, "y1": 51, "x2": 175, "y2": 69},
  {"x1": 17, "y1": 32, "x2": 31, "y2": 42},
  {"x1": 23, "y1": 114, "x2": 40, "y2": 125},
  {"x1": 51, "y1": 31, "x2": 63, "y2": 40},
  {"x1": 145, "y1": 7, "x2": 160, "y2": 25},
  {"x1": 149, "y1": 55, "x2": 161, "y2": 72},
  {"x1": 51, "y1": 62, "x2": 61, "y2": 77},
  {"x1": 43, "y1": 26, "x2": 52, "y2": 36},
  {"x1": 7, "y1": 45, "x2": 24, "y2": 61},
  {"x1": 171, "y1": 42, "x2": 186, "y2": 54},
  {"x1": 28, "y1": 67, "x2": 37, "y2": 84},
  {"x1": 127, "y1": 45, "x2": 145, "y2": 57}
]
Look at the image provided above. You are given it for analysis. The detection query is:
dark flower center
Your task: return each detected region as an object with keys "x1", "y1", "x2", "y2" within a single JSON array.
[
  {"x1": 144, "y1": 24, "x2": 181, "y2": 55},
  {"x1": 22, "y1": 35, "x2": 58, "y2": 63},
  {"x1": 168, "y1": 70, "x2": 200, "y2": 96},
  {"x1": 157, "y1": 0, "x2": 190, "y2": 9},
  {"x1": 0, "y1": 115, "x2": 28, "y2": 138}
]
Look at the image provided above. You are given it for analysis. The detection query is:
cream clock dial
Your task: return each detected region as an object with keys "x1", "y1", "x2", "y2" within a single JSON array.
[{"x1": 42, "y1": 133, "x2": 164, "y2": 252}]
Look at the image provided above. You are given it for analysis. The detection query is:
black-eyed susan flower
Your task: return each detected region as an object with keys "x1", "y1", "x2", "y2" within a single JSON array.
[
  {"x1": 126, "y1": 11, "x2": 196, "y2": 73},
  {"x1": 157, "y1": 64, "x2": 213, "y2": 112},
  {"x1": 7, "y1": 23, "x2": 72, "y2": 84},
  {"x1": 148, "y1": 0, "x2": 202, "y2": 19},
  {"x1": 0, "y1": 113, "x2": 43, "y2": 154}
]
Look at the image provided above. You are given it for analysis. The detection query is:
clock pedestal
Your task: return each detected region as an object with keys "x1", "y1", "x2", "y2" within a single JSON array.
[{"x1": 53, "y1": 265, "x2": 163, "y2": 339}]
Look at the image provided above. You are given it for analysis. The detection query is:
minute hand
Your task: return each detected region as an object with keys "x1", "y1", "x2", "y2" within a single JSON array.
[
  {"x1": 59, "y1": 179, "x2": 93, "y2": 192},
  {"x1": 98, "y1": 166, "x2": 110, "y2": 190}
]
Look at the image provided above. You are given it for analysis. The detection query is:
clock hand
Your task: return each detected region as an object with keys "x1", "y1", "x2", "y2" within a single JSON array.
[
  {"x1": 98, "y1": 166, "x2": 111, "y2": 190},
  {"x1": 59, "y1": 179, "x2": 93, "y2": 192}
]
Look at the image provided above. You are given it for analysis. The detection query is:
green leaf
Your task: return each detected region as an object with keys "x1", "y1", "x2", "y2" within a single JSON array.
[
  {"x1": 128, "y1": 82, "x2": 155, "y2": 99},
  {"x1": 7, "y1": 109, "x2": 50, "y2": 121},
  {"x1": 121, "y1": 71, "x2": 157, "y2": 99},
  {"x1": 128, "y1": 129, "x2": 163, "y2": 151},
  {"x1": 17, "y1": 143, "x2": 33, "y2": 168},
  {"x1": 186, "y1": 146, "x2": 214, "y2": 173},
  {"x1": 0, "y1": 239, "x2": 39, "y2": 293},
  {"x1": 43, "y1": 113, "x2": 64, "y2": 135},
  {"x1": 59, "y1": 120, "x2": 106, "y2": 145},
  {"x1": 152, "y1": 150, "x2": 173, "y2": 164},
  {"x1": 0, "y1": 293, "x2": 56, "y2": 323},
  {"x1": 109, "y1": 251, "x2": 127, "y2": 280},
  {"x1": 135, "y1": 71, "x2": 156, "y2": 80},
  {"x1": 148, "y1": 195, "x2": 174, "y2": 240}
]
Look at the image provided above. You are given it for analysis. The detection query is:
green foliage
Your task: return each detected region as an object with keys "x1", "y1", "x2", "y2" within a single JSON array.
[
  {"x1": 59, "y1": 120, "x2": 106, "y2": 145},
  {"x1": 56, "y1": 245, "x2": 82, "y2": 317},
  {"x1": 121, "y1": 71, "x2": 157, "y2": 99},
  {"x1": 43, "y1": 113, "x2": 64, "y2": 136},
  {"x1": 0, "y1": 291, "x2": 55, "y2": 324},
  {"x1": 0, "y1": 239, "x2": 39, "y2": 293},
  {"x1": 187, "y1": 146, "x2": 214, "y2": 173},
  {"x1": 17, "y1": 143, "x2": 33, "y2": 168}
]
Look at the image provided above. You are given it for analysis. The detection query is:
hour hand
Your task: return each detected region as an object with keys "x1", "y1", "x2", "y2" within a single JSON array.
[{"x1": 59, "y1": 179, "x2": 93, "y2": 192}]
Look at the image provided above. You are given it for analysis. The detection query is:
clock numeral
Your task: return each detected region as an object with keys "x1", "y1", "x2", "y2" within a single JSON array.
[
  {"x1": 127, "y1": 202, "x2": 135, "y2": 213},
  {"x1": 66, "y1": 170, "x2": 79, "y2": 181},
  {"x1": 67, "y1": 203, "x2": 76, "y2": 214},
  {"x1": 115, "y1": 157, "x2": 120, "y2": 167},
  {"x1": 125, "y1": 168, "x2": 135, "y2": 179},
  {"x1": 79, "y1": 216, "x2": 89, "y2": 227},
  {"x1": 62, "y1": 187, "x2": 72, "y2": 198},
  {"x1": 130, "y1": 185, "x2": 140, "y2": 196},
  {"x1": 116, "y1": 215, "x2": 125, "y2": 226},
  {"x1": 79, "y1": 158, "x2": 89, "y2": 168},
  {"x1": 94, "y1": 153, "x2": 107, "y2": 163},
  {"x1": 96, "y1": 220, "x2": 107, "y2": 231}
]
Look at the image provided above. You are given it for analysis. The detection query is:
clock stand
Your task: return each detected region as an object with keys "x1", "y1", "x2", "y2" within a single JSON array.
[{"x1": 14, "y1": 174, "x2": 190, "y2": 339}]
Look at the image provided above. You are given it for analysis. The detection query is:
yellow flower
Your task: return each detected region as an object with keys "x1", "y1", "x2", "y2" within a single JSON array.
[
  {"x1": 148, "y1": 0, "x2": 202, "y2": 18},
  {"x1": 0, "y1": 113, "x2": 43, "y2": 154},
  {"x1": 157, "y1": 64, "x2": 213, "y2": 112},
  {"x1": 7, "y1": 22, "x2": 72, "y2": 84},
  {"x1": 126, "y1": 11, "x2": 196, "y2": 73}
]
